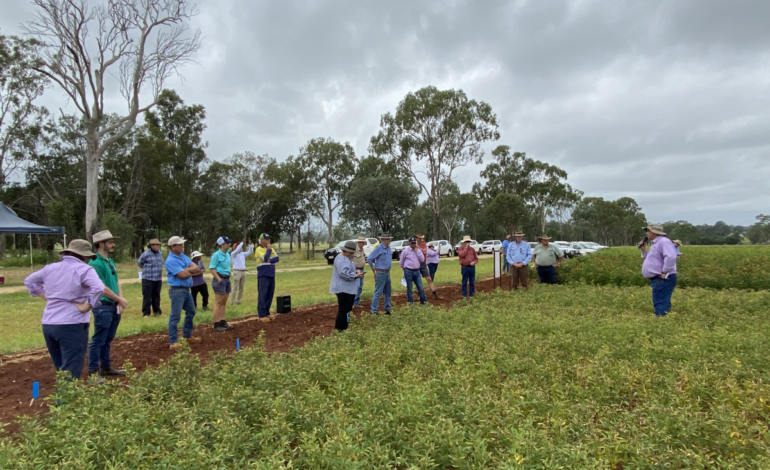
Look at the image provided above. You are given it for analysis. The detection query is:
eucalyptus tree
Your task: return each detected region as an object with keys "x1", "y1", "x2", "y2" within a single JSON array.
[
  {"x1": 26, "y1": 0, "x2": 201, "y2": 236},
  {"x1": 370, "y1": 86, "x2": 499, "y2": 239}
]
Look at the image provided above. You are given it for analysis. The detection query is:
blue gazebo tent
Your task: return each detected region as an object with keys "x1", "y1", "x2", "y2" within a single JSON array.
[{"x1": 0, "y1": 202, "x2": 65, "y2": 268}]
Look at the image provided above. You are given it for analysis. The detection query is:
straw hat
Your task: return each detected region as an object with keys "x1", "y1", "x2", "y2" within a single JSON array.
[
  {"x1": 60, "y1": 239, "x2": 96, "y2": 259},
  {"x1": 538, "y1": 235, "x2": 552, "y2": 241},
  {"x1": 356, "y1": 236, "x2": 366, "y2": 242},
  {"x1": 673, "y1": 240, "x2": 682, "y2": 246},
  {"x1": 513, "y1": 230, "x2": 525, "y2": 237},
  {"x1": 415, "y1": 233, "x2": 425, "y2": 239},
  {"x1": 379, "y1": 232, "x2": 392, "y2": 239},
  {"x1": 643, "y1": 223, "x2": 666, "y2": 236},
  {"x1": 462, "y1": 235, "x2": 472, "y2": 242},
  {"x1": 92, "y1": 230, "x2": 119, "y2": 244},
  {"x1": 147, "y1": 238, "x2": 161, "y2": 247}
]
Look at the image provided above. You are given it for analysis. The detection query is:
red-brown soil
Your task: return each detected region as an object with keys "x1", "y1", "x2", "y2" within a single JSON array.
[{"x1": 1, "y1": 277, "x2": 513, "y2": 434}]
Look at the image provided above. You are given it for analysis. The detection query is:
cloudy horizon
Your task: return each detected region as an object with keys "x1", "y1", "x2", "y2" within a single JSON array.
[{"x1": 2, "y1": 0, "x2": 768, "y2": 226}]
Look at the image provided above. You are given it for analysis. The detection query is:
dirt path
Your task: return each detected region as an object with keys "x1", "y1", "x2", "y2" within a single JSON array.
[{"x1": 0, "y1": 277, "x2": 508, "y2": 434}]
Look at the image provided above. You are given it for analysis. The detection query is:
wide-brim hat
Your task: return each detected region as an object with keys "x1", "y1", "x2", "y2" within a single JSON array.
[
  {"x1": 341, "y1": 240, "x2": 357, "y2": 253},
  {"x1": 513, "y1": 231, "x2": 525, "y2": 237},
  {"x1": 538, "y1": 235, "x2": 552, "y2": 241},
  {"x1": 379, "y1": 232, "x2": 392, "y2": 239},
  {"x1": 147, "y1": 238, "x2": 161, "y2": 247},
  {"x1": 643, "y1": 223, "x2": 666, "y2": 236},
  {"x1": 191, "y1": 250, "x2": 203, "y2": 259},
  {"x1": 168, "y1": 236, "x2": 186, "y2": 246},
  {"x1": 673, "y1": 240, "x2": 682, "y2": 245},
  {"x1": 357, "y1": 236, "x2": 366, "y2": 242},
  {"x1": 60, "y1": 239, "x2": 96, "y2": 259},
  {"x1": 462, "y1": 235, "x2": 472, "y2": 242},
  {"x1": 415, "y1": 234, "x2": 425, "y2": 239},
  {"x1": 92, "y1": 230, "x2": 119, "y2": 244},
  {"x1": 427, "y1": 242, "x2": 435, "y2": 247}
]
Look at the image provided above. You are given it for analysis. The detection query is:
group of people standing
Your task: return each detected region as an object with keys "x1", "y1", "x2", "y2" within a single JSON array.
[{"x1": 24, "y1": 231, "x2": 280, "y2": 381}]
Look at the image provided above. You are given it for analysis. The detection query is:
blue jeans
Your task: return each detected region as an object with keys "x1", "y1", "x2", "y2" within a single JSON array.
[
  {"x1": 258, "y1": 276, "x2": 275, "y2": 318},
  {"x1": 354, "y1": 276, "x2": 364, "y2": 305},
  {"x1": 503, "y1": 256, "x2": 509, "y2": 273},
  {"x1": 168, "y1": 287, "x2": 196, "y2": 345},
  {"x1": 428, "y1": 263, "x2": 439, "y2": 282},
  {"x1": 404, "y1": 269, "x2": 427, "y2": 304},
  {"x1": 650, "y1": 274, "x2": 677, "y2": 316},
  {"x1": 43, "y1": 323, "x2": 89, "y2": 380},
  {"x1": 88, "y1": 303, "x2": 121, "y2": 371},
  {"x1": 537, "y1": 265, "x2": 558, "y2": 284},
  {"x1": 461, "y1": 266, "x2": 475, "y2": 297},
  {"x1": 371, "y1": 271, "x2": 392, "y2": 314}
]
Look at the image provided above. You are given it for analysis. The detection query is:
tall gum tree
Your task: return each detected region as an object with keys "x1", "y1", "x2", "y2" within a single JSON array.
[
  {"x1": 370, "y1": 86, "x2": 499, "y2": 239},
  {"x1": 25, "y1": 0, "x2": 201, "y2": 237}
]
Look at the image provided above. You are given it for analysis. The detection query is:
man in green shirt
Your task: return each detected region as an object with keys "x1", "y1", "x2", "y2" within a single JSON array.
[
  {"x1": 88, "y1": 230, "x2": 128, "y2": 377},
  {"x1": 532, "y1": 235, "x2": 564, "y2": 285}
]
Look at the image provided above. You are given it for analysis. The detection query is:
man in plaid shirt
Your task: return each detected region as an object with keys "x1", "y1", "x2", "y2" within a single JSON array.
[{"x1": 137, "y1": 238, "x2": 164, "y2": 317}]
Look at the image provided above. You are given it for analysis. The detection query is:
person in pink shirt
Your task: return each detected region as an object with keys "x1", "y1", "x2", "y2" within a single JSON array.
[
  {"x1": 638, "y1": 223, "x2": 678, "y2": 317},
  {"x1": 24, "y1": 240, "x2": 105, "y2": 380},
  {"x1": 399, "y1": 237, "x2": 427, "y2": 305},
  {"x1": 426, "y1": 242, "x2": 440, "y2": 282}
]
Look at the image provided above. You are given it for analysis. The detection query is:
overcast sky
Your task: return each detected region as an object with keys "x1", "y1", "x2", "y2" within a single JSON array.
[{"x1": 2, "y1": 0, "x2": 768, "y2": 226}]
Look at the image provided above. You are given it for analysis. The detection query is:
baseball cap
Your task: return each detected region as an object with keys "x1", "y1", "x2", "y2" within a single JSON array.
[
  {"x1": 216, "y1": 236, "x2": 233, "y2": 245},
  {"x1": 260, "y1": 233, "x2": 270, "y2": 240},
  {"x1": 408, "y1": 237, "x2": 417, "y2": 243},
  {"x1": 167, "y1": 236, "x2": 186, "y2": 246}
]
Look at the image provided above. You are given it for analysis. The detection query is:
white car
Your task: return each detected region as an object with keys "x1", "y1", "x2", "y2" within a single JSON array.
[
  {"x1": 428, "y1": 240, "x2": 453, "y2": 257},
  {"x1": 554, "y1": 241, "x2": 580, "y2": 258},
  {"x1": 453, "y1": 240, "x2": 482, "y2": 255},
  {"x1": 581, "y1": 241, "x2": 608, "y2": 250},
  {"x1": 390, "y1": 239, "x2": 408, "y2": 260},
  {"x1": 481, "y1": 240, "x2": 503, "y2": 253},
  {"x1": 569, "y1": 242, "x2": 597, "y2": 256},
  {"x1": 324, "y1": 238, "x2": 378, "y2": 264}
]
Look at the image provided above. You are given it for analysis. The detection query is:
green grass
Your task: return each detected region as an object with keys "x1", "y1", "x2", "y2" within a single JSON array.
[
  {"x1": 3, "y1": 284, "x2": 769, "y2": 468},
  {"x1": 559, "y1": 245, "x2": 770, "y2": 290},
  {"x1": 2, "y1": 257, "x2": 491, "y2": 354}
]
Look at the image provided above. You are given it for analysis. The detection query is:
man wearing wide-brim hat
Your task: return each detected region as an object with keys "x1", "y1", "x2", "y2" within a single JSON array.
[
  {"x1": 502, "y1": 234, "x2": 512, "y2": 274},
  {"x1": 351, "y1": 236, "x2": 368, "y2": 308},
  {"x1": 638, "y1": 223, "x2": 678, "y2": 317},
  {"x1": 88, "y1": 230, "x2": 128, "y2": 377},
  {"x1": 506, "y1": 230, "x2": 532, "y2": 290},
  {"x1": 532, "y1": 235, "x2": 564, "y2": 285},
  {"x1": 24, "y1": 240, "x2": 105, "y2": 381},
  {"x1": 673, "y1": 239, "x2": 683, "y2": 258},
  {"x1": 367, "y1": 232, "x2": 393, "y2": 315},
  {"x1": 457, "y1": 235, "x2": 479, "y2": 298},
  {"x1": 137, "y1": 238, "x2": 164, "y2": 317}
]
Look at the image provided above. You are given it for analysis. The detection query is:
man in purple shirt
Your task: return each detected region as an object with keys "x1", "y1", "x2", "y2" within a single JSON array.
[
  {"x1": 638, "y1": 223, "x2": 678, "y2": 317},
  {"x1": 400, "y1": 237, "x2": 427, "y2": 305},
  {"x1": 24, "y1": 240, "x2": 105, "y2": 380}
]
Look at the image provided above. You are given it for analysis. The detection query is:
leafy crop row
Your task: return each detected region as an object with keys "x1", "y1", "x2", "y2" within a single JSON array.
[
  {"x1": 2, "y1": 284, "x2": 769, "y2": 468},
  {"x1": 559, "y1": 246, "x2": 770, "y2": 290}
]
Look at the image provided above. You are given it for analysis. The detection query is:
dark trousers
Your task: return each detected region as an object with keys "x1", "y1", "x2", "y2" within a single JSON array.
[
  {"x1": 537, "y1": 265, "x2": 558, "y2": 284},
  {"x1": 428, "y1": 263, "x2": 439, "y2": 282},
  {"x1": 43, "y1": 323, "x2": 90, "y2": 380},
  {"x1": 335, "y1": 293, "x2": 355, "y2": 331},
  {"x1": 258, "y1": 276, "x2": 275, "y2": 318},
  {"x1": 461, "y1": 266, "x2": 475, "y2": 297},
  {"x1": 141, "y1": 279, "x2": 162, "y2": 316},
  {"x1": 650, "y1": 274, "x2": 677, "y2": 316},
  {"x1": 88, "y1": 304, "x2": 121, "y2": 371},
  {"x1": 191, "y1": 284, "x2": 209, "y2": 308}
]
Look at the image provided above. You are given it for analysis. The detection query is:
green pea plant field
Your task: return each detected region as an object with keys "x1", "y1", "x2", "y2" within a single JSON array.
[{"x1": 1, "y1": 247, "x2": 769, "y2": 468}]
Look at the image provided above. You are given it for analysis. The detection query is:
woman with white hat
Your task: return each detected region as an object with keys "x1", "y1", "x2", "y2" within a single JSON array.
[
  {"x1": 24, "y1": 240, "x2": 105, "y2": 380},
  {"x1": 190, "y1": 251, "x2": 209, "y2": 312},
  {"x1": 330, "y1": 240, "x2": 364, "y2": 331}
]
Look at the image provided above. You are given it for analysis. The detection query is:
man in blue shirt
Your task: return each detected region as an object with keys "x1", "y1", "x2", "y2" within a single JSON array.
[
  {"x1": 367, "y1": 232, "x2": 393, "y2": 315},
  {"x1": 506, "y1": 231, "x2": 533, "y2": 290},
  {"x1": 501, "y1": 235, "x2": 511, "y2": 274},
  {"x1": 164, "y1": 236, "x2": 202, "y2": 349}
]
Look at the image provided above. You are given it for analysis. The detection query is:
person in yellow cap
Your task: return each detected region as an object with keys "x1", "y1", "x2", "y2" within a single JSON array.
[{"x1": 255, "y1": 233, "x2": 280, "y2": 322}]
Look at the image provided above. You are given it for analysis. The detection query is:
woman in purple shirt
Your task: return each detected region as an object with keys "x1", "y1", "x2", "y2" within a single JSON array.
[
  {"x1": 426, "y1": 242, "x2": 440, "y2": 282},
  {"x1": 189, "y1": 251, "x2": 209, "y2": 312},
  {"x1": 24, "y1": 240, "x2": 105, "y2": 380}
]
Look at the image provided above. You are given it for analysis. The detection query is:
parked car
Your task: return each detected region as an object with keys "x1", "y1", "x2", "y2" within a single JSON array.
[
  {"x1": 528, "y1": 242, "x2": 538, "y2": 250},
  {"x1": 390, "y1": 239, "x2": 408, "y2": 260},
  {"x1": 428, "y1": 240, "x2": 453, "y2": 257},
  {"x1": 581, "y1": 241, "x2": 608, "y2": 250},
  {"x1": 453, "y1": 240, "x2": 482, "y2": 256},
  {"x1": 569, "y1": 242, "x2": 597, "y2": 256},
  {"x1": 554, "y1": 241, "x2": 580, "y2": 258},
  {"x1": 324, "y1": 238, "x2": 377, "y2": 264},
  {"x1": 481, "y1": 240, "x2": 503, "y2": 253}
]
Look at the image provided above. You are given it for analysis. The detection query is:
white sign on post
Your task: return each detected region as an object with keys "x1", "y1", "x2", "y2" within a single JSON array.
[{"x1": 494, "y1": 249, "x2": 501, "y2": 279}]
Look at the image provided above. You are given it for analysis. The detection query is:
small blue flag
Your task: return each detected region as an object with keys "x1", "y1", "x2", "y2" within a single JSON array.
[
  {"x1": 236, "y1": 338, "x2": 240, "y2": 350},
  {"x1": 32, "y1": 382, "x2": 39, "y2": 399}
]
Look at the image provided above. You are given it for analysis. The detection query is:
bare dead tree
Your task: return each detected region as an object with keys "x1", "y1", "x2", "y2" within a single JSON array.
[{"x1": 25, "y1": 0, "x2": 202, "y2": 237}]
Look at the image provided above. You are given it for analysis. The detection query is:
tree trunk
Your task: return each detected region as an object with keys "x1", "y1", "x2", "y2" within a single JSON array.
[
  {"x1": 432, "y1": 210, "x2": 440, "y2": 241},
  {"x1": 326, "y1": 203, "x2": 334, "y2": 248},
  {"x1": 85, "y1": 146, "x2": 101, "y2": 238}
]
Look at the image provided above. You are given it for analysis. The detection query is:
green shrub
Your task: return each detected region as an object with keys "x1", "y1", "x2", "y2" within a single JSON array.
[
  {"x1": 3, "y1": 285, "x2": 770, "y2": 468},
  {"x1": 560, "y1": 246, "x2": 770, "y2": 290}
]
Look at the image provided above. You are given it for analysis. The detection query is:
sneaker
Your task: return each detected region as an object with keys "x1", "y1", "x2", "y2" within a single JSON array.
[
  {"x1": 186, "y1": 336, "x2": 202, "y2": 343},
  {"x1": 214, "y1": 321, "x2": 228, "y2": 332},
  {"x1": 99, "y1": 367, "x2": 126, "y2": 377}
]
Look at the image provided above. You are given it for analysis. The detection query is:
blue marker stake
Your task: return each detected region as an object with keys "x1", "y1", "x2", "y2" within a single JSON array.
[
  {"x1": 32, "y1": 382, "x2": 39, "y2": 399},
  {"x1": 236, "y1": 338, "x2": 240, "y2": 350}
]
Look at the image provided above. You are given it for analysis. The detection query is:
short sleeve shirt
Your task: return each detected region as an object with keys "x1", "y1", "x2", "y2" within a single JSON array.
[
  {"x1": 166, "y1": 252, "x2": 194, "y2": 287},
  {"x1": 89, "y1": 254, "x2": 118, "y2": 303},
  {"x1": 532, "y1": 243, "x2": 563, "y2": 266},
  {"x1": 209, "y1": 249, "x2": 232, "y2": 276}
]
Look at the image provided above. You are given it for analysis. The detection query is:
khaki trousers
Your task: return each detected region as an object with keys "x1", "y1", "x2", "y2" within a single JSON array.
[
  {"x1": 231, "y1": 270, "x2": 247, "y2": 304},
  {"x1": 509, "y1": 265, "x2": 529, "y2": 290}
]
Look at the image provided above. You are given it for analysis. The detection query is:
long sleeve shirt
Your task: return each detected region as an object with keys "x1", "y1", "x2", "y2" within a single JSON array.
[
  {"x1": 329, "y1": 254, "x2": 358, "y2": 294},
  {"x1": 506, "y1": 241, "x2": 533, "y2": 265},
  {"x1": 24, "y1": 256, "x2": 105, "y2": 325},
  {"x1": 255, "y1": 245, "x2": 279, "y2": 277},
  {"x1": 350, "y1": 247, "x2": 367, "y2": 269},
  {"x1": 426, "y1": 248, "x2": 440, "y2": 264},
  {"x1": 192, "y1": 260, "x2": 206, "y2": 287},
  {"x1": 641, "y1": 236, "x2": 678, "y2": 279},
  {"x1": 400, "y1": 247, "x2": 425, "y2": 270},
  {"x1": 231, "y1": 243, "x2": 254, "y2": 270},
  {"x1": 458, "y1": 244, "x2": 479, "y2": 267},
  {"x1": 137, "y1": 249, "x2": 164, "y2": 281},
  {"x1": 367, "y1": 243, "x2": 393, "y2": 271}
]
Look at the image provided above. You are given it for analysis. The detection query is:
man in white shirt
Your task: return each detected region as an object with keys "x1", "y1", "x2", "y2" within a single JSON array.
[{"x1": 230, "y1": 237, "x2": 254, "y2": 305}]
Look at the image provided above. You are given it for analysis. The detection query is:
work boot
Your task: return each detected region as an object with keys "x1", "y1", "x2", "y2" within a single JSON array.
[
  {"x1": 258, "y1": 317, "x2": 270, "y2": 323},
  {"x1": 99, "y1": 367, "x2": 126, "y2": 377},
  {"x1": 185, "y1": 336, "x2": 201, "y2": 343},
  {"x1": 169, "y1": 342, "x2": 182, "y2": 350},
  {"x1": 201, "y1": 306, "x2": 210, "y2": 312},
  {"x1": 432, "y1": 291, "x2": 441, "y2": 300},
  {"x1": 223, "y1": 320, "x2": 235, "y2": 330},
  {"x1": 214, "y1": 321, "x2": 228, "y2": 332}
]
